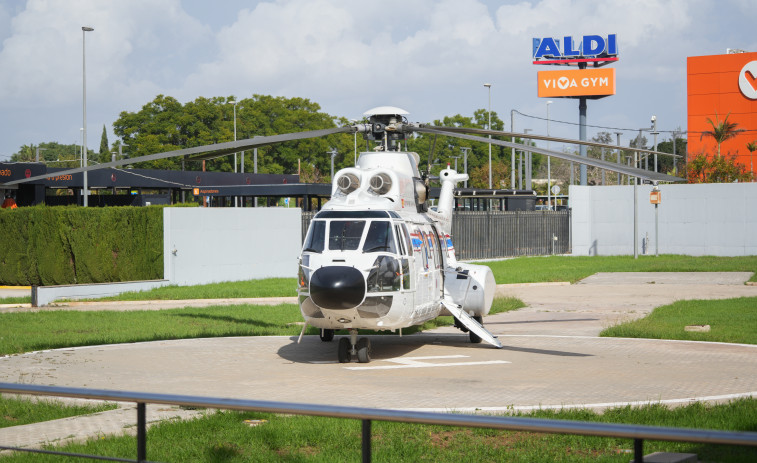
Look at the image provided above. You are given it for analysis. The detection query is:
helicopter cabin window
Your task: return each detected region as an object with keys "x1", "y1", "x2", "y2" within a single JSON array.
[
  {"x1": 328, "y1": 220, "x2": 365, "y2": 251},
  {"x1": 400, "y1": 223, "x2": 413, "y2": 256},
  {"x1": 363, "y1": 221, "x2": 397, "y2": 254},
  {"x1": 303, "y1": 220, "x2": 326, "y2": 253},
  {"x1": 430, "y1": 225, "x2": 445, "y2": 268}
]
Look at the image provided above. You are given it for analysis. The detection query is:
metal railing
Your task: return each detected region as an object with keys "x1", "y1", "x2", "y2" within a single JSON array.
[
  {"x1": 1, "y1": 382, "x2": 756, "y2": 463},
  {"x1": 301, "y1": 210, "x2": 572, "y2": 260}
]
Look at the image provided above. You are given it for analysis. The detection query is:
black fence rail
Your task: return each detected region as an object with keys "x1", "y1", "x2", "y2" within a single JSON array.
[
  {"x1": 302, "y1": 210, "x2": 571, "y2": 260},
  {"x1": 452, "y1": 210, "x2": 571, "y2": 260},
  {"x1": 1, "y1": 383, "x2": 756, "y2": 463}
]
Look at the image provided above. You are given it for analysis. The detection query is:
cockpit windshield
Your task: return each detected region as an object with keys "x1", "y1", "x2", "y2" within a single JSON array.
[
  {"x1": 363, "y1": 221, "x2": 397, "y2": 254},
  {"x1": 328, "y1": 220, "x2": 365, "y2": 251},
  {"x1": 303, "y1": 219, "x2": 399, "y2": 254}
]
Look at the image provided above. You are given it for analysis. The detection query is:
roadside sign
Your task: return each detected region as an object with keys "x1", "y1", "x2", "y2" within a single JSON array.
[{"x1": 650, "y1": 190, "x2": 661, "y2": 204}]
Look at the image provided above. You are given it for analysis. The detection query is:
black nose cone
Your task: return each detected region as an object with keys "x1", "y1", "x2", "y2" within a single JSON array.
[{"x1": 310, "y1": 266, "x2": 365, "y2": 310}]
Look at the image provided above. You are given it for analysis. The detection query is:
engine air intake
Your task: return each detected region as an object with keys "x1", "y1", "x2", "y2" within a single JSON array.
[{"x1": 369, "y1": 173, "x2": 392, "y2": 195}]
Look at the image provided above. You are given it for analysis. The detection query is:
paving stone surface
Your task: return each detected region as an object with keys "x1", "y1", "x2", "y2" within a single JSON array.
[{"x1": 1, "y1": 272, "x2": 756, "y2": 451}]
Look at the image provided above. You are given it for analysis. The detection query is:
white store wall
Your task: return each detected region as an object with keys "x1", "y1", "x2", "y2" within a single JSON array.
[
  {"x1": 163, "y1": 207, "x2": 301, "y2": 285},
  {"x1": 570, "y1": 183, "x2": 757, "y2": 256}
]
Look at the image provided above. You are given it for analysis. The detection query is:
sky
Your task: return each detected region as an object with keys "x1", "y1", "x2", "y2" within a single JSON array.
[{"x1": 0, "y1": 0, "x2": 755, "y2": 161}]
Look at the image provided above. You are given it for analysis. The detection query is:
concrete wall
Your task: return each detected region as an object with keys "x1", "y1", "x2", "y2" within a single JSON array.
[
  {"x1": 33, "y1": 280, "x2": 169, "y2": 307},
  {"x1": 571, "y1": 183, "x2": 757, "y2": 256},
  {"x1": 163, "y1": 207, "x2": 301, "y2": 285}
]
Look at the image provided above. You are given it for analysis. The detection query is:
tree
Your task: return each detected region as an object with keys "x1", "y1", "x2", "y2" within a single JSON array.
[
  {"x1": 746, "y1": 141, "x2": 757, "y2": 179},
  {"x1": 10, "y1": 142, "x2": 88, "y2": 168},
  {"x1": 405, "y1": 109, "x2": 520, "y2": 188},
  {"x1": 700, "y1": 112, "x2": 744, "y2": 158},
  {"x1": 98, "y1": 125, "x2": 109, "y2": 163},
  {"x1": 686, "y1": 153, "x2": 753, "y2": 183},
  {"x1": 656, "y1": 133, "x2": 687, "y2": 175},
  {"x1": 113, "y1": 94, "x2": 353, "y2": 175}
]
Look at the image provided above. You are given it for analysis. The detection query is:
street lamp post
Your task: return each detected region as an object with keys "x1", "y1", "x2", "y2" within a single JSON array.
[
  {"x1": 229, "y1": 100, "x2": 239, "y2": 207},
  {"x1": 329, "y1": 148, "x2": 338, "y2": 180},
  {"x1": 80, "y1": 128, "x2": 84, "y2": 167},
  {"x1": 82, "y1": 26, "x2": 94, "y2": 207},
  {"x1": 484, "y1": 83, "x2": 492, "y2": 189},
  {"x1": 35, "y1": 147, "x2": 47, "y2": 163},
  {"x1": 546, "y1": 101, "x2": 552, "y2": 208},
  {"x1": 350, "y1": 119, "x2": 358, "y2": 165},
  {"x1": 460, "y1": 147, "x2": 470, "y2": 188},
  {"x1": 510, "y1": 110, "x2": 516, "y2": 189},
  {"x1": 651, "y1": 115, "x2": 659, "y2": 172},
  {"x1": 523, "y1": 129, "x2": 532, "y2": 190}
]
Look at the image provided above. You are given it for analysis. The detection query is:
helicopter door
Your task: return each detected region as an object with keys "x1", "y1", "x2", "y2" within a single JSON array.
[
  {"x1": 429, "y1": 224, "x2": 445, "y2": 299},
  {"x1": 394, "y1": 223, "x2": 414, "y2": 296}
]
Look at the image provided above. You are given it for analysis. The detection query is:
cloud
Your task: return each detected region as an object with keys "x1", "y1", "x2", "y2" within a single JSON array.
[{"x1": 0, "y1": 0, "x2": 212, "y2": 108}]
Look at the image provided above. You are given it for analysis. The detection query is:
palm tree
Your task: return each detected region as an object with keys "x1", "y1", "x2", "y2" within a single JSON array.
[
  {"x1": 700, "y1": 112, "x2": 745, "y2": 157},
  {"x1": 747, "y1": 140, "x2": 757, "y2": 180}
]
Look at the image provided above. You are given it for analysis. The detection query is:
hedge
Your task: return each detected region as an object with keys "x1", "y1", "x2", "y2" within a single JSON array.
[{"x1": 0, "y1": 205, "x2": 163, "y2": 286}]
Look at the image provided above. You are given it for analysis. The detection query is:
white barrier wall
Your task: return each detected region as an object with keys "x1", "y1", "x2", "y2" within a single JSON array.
[
  {"x1": 163, "y1": 207, "x2": 301, "y2": 285},
  {"x1": 571, "y1": 183, "x2": 757, "y2": 256}
]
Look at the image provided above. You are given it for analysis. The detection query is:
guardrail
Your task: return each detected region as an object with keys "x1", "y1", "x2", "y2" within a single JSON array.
[{"x1": 1, "y1": 382, "x2": 756, "y2": 463}]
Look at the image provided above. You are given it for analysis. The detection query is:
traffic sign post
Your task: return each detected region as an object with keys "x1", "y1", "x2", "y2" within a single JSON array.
[{"x1": 650, "y1": 187, "x2": 661, "y2": 256}]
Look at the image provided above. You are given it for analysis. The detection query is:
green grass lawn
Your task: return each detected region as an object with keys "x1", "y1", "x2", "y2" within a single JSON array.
[
  {"x1": 67, "y1": 255, "x2": 757, "y2": 302},
  {"x1": 2, "y1": 399, "x2": 755, "y2": 462},
  {"x1": 87, "y1": 277, "x2": 297, "y2": 301},
  {"x1": 600, "y1": 297, "x2": 757, "y2": 344},
  {"x1": 484, "y1": 255, "x2": 757, "y2": 284},
  {"x1": 0, "y1": 297, "x2": 524, "y2": 356},
  {"x1": 0, "y1": 396, "x2": 116, "y2": 429},
  {"x1": 0, "y1": 296, "x2": 29, "y2": 305}
]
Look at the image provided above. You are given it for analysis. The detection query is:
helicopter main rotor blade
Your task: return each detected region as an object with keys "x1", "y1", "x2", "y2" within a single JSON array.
[
  {"x1": 420, "y1": 124, "x2": 684, "y2": 160},
  {"x1": 2, "y1": 126, "x2": 355, "y2": 186},
  {"x1": 413, "y1": 126, "x2": 683, "y2": 183}
]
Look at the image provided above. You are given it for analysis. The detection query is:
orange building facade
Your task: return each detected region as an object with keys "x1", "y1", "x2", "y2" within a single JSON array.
[{"x1": 687, "y1": 52, "x2": 757, "y2": 174}]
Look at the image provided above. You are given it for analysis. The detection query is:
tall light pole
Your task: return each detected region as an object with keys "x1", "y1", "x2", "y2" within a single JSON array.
[
  {"x1": 484, "y1": 83, "x2": 492, "y2": 189},
  {"x1": 510, "y1": 110, "x2": 516, "y2": 189},
  {"x1": 460, "y1": 147, "x2": 470, "y2": 188},
  {"x1": 651, "y1": 115, "x2": 659, "y2": 172},
  {"x1": 80, "y1": 128, "x2": 84, "y2": 167},
  {"x1": 522, "y1": 128, "x2": 532, "y2": 190},
  {"x1": 546, "y1": 100, "x2": 552, "y2": 208},
  {"x1": 82, "y1": 26, "x2": 94, "y2": 207},
  {"x1": 329, "y1": 148, "x2": 338, "y2": 179},
  {"x1": 228, "y1": 100, "x2": 238, "y2": 207},
  {"x1": 350, "y1": 119, "x2": 358, "y2": 165}
]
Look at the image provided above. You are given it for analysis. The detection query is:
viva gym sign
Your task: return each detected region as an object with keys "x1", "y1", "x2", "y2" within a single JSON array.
[{"x1": 532, "y1": 34, "x2": 618, "y2": 65}]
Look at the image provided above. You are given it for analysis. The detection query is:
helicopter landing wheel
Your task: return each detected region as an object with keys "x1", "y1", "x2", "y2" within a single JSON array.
[
  {"x1": 356, "y1": 338, "x2": 371, "y2": 363},
  {"x1": 320, "y1": 329, "x2": 335, "y2": 342},
  {"x1": 337, "y1": 338, "x2": 351, "y2": 363},
  {"x1": 469, "y1": 316, "x2": 483, "y2": 344}
]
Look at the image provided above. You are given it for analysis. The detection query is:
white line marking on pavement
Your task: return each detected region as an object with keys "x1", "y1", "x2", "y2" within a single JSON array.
[{"x1": 344, "y1": 355, "x2": 511, "y2": 370}]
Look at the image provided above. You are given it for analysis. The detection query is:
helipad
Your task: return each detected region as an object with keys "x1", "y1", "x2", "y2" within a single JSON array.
[{"x1": 1, "y1": 272, "x2": 756, "y2": 448}]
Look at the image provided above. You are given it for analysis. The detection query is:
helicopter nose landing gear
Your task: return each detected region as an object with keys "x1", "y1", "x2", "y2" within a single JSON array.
[{"x1": 337, "y1": 329, "x2": 372, "y2": 363}]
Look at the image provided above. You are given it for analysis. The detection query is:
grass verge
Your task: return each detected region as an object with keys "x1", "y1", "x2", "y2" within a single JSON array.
[
  {"x1": 0, "y1": 396, "x2": 116, "y2": 428},
  {"x1": 0, "y1": 297, "x2": 524, "y2": 356},
  {"x1": 2, "y1": 399, "x2": 755, "y2": 462},
  {"x1": 0, "y1": 297, "x2": 29, "y2": 305},
  {"x1": 600, "y1": 296, "x2": 757, "y2": 344},
  {"x1": 484, "y1": 255, "x2": 757, "y2": 284},
  {"x1": 87, "y1": 278, "x2": 297, "y2": 301}
]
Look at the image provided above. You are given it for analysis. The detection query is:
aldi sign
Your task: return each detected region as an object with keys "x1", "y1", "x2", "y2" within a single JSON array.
[{"x1": 533, "y1": 34, "x2": 618, "y2": 64}]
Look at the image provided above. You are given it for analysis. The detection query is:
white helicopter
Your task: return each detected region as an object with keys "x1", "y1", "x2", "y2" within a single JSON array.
[
  {"x1": 296, "y1": 107, "x2": 500, "y2": 363},
  {"x1": 5, "y1": 104, "x2": 682, "y2": 365}
]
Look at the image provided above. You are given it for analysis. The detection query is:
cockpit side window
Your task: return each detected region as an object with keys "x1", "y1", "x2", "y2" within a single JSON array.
[
  {"x1": 400, "y1": 223, "x2": 413, "y2": 256},
  {"x1": 363, "y1": 221, "x2": 397, "y2": 254},
  {"x1": 303, "y1": 220, "x2": 325, "y2": 253},
  {"x1": 328, "y1": 220, "x2": 365, "y2": 251}
]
